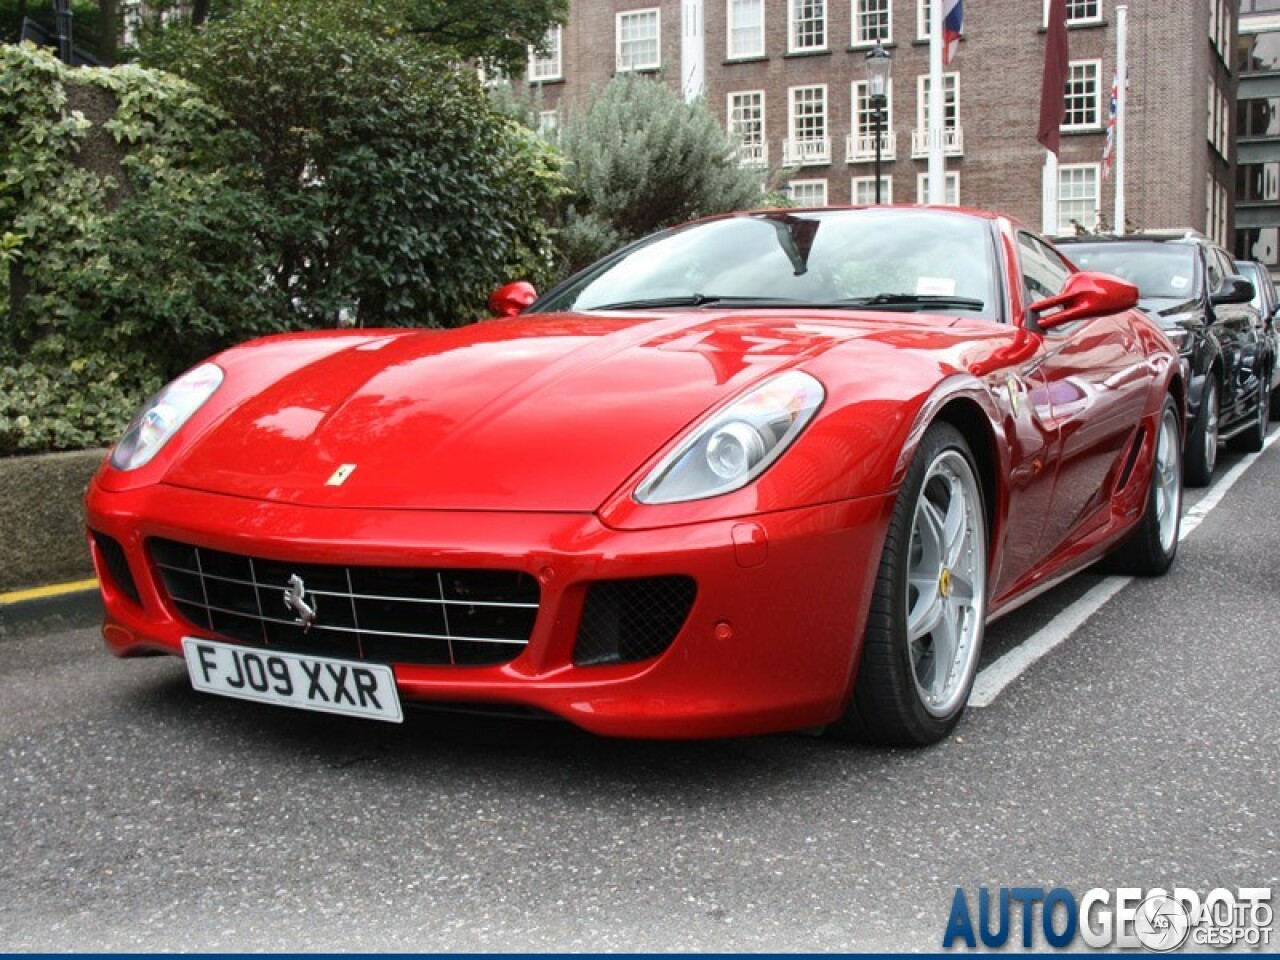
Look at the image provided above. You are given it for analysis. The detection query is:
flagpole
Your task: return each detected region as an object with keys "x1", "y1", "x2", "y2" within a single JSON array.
[
  {"x1": 1043, "y1": 153, "x2": 1059, "y2": 235},
  {"x1": 927, "y1": 0, "x2": 945, "y2": 203},
  {"x1": 1114, "y1": 4, "x2": 1128, "y2": 234}
]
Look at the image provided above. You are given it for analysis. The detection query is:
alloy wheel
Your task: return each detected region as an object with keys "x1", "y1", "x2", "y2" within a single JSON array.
[
  {"x1": 1203, "y1": 383, "x2": 1219, "y2": 475},
  {"x1": 905, "y1": 450, "x2": 987, "y2": 718},
  {"x1": 1154, "y1": 405, "x2": 1182, "y2": 554}
]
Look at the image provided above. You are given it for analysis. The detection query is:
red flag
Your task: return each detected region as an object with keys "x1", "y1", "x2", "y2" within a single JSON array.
[{"x1": 1038, "y1": 0, "x2": 1070, "y2": 154}]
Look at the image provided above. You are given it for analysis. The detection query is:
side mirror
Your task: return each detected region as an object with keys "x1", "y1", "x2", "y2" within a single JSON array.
[
  {"x1": 1029, "y1": 271, "x2": 1138, "y2": 330},
  {"x1": 1210, "y1": 275, "x2": 1255, "y2": 307},
  {"x1": 488, "y1": 281, "x2": 538, "y2": 318}
]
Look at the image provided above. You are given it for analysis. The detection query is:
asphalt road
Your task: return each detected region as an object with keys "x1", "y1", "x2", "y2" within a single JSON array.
[{"x1": 1, "y1": 437, "x2": 1278, "y2": 952}]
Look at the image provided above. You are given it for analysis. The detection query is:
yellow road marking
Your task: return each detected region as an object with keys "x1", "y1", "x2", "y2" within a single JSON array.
[{"x1": 0, "y1": 578, "x2": 99, "y2": 605}]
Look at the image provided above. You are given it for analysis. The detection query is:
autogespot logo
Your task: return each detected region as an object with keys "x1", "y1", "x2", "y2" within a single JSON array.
[{"x1": 942, "y1": 886, "x2": 1273, "y2": 951}]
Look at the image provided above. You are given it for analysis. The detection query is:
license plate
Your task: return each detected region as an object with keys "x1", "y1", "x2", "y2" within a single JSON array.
[{"x1": 181, "y1": 638, "x2": 403, "y2": 723}]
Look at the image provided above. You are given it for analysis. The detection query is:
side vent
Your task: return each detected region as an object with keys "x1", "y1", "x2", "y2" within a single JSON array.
[
  {"x1": 573, "y1": 577, "x2": 697, "y2": 666},
  {"x1": 91, "y1": 531, "x2": 141, "y2": 605},
  {"x1": 1114, "y1": 426, "x2": 1148, "y2": 493}
]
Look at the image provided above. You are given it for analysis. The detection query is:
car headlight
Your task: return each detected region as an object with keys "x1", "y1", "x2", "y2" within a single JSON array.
[
  {"x1": 635, "y1": 370, "x2": 825, "y2": 505},
  {"x1": 109, "y1": 363, "x2": 224, "y2": 471}
]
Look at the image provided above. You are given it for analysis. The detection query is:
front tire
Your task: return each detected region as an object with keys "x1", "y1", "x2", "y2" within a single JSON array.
[
  {"x1": 1183, "y1": 378, "x2": 1218, "y2": 487},
  {"x1": 831, "y1": 423, "x2": 987, "y2": 747},
  {"x1": 1107, "y1": 396, "x2": 1182, "y2": 576}
]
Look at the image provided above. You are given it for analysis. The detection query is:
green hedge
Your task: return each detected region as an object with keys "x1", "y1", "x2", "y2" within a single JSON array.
[{"x1": 1, "y1": 22, "x2": 565, "y2": 457}]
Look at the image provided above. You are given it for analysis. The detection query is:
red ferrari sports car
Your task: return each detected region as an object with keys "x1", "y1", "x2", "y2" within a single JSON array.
[{"x1": 85, "y1": 207, "x2": 1183, "y2": 746}]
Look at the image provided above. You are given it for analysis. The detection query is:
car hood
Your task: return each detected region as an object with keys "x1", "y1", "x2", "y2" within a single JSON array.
[
  {"x1": 1138, "y1": 296, "x2": 1200, "y2": 324},
  {"x1": 164, "y1": 311, "x2": 952, "y2": 512}
]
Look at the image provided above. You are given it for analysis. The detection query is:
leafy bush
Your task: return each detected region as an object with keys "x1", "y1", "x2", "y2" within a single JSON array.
[
  {"x1": 555, "y1": 74, "x2": 766, "y2": 272},
  {"x1": 0, "y1": 347, "x2": 161, "y2": 456},
  {"x1": 142, "y1": 0, "x2": 565, "y2": 328},
  {"x1": 0, "y1": 43, "x2": 270, "y2": 455}
]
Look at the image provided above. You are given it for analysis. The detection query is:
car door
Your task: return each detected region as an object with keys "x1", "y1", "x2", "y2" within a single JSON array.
[
  {"x1": 1017, "y1": 233, "x2": 1151, "y2": 561},
  {"x1": 1208, "y1": 247, "x2": 1263, "y2": 425}
]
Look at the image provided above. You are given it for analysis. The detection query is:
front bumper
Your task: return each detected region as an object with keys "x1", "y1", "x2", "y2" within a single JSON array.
[{"x1": 86, "y1": 480, "x2": 895, "y2": 738}]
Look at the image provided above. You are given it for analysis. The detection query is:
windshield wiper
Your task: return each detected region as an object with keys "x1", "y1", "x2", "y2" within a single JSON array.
[
  {"x1": 589, "y1": 294, "x2": 809, "y2": 311},
  {"x1": 827, "y1": 293, "x2": 987, "y2": 312}
]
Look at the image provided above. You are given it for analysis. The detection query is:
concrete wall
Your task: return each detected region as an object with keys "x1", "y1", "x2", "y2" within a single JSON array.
[{"x1": 0, "y1": 450, "x2": 104, "y2": 593}]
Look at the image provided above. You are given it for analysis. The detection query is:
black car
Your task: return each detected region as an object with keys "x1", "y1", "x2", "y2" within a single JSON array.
[
  {"x1": 1058, "y1": 234, "x2": 1270, "y2": 486},
  {"x1": 1236, "y1": 259, "x2": 1280, "y2": 417}
]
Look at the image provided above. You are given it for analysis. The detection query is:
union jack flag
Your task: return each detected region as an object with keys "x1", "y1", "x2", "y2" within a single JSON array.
[{"x1": 1102, "y1": 75, "x2": 1118, "y2": 178}]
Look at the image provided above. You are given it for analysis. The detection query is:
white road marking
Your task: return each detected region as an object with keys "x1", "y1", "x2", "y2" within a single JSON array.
[{"x1": 969, "y1": 428, "x2": 1280, "y2": 708}]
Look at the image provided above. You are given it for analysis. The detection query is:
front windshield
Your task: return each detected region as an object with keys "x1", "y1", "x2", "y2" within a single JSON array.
[
  {"x1": 1063, "y1": 242, "x2": 1200, "y2": 300},
  {"x1": 534, "y1": 209, "x2": 999, "y2": 318}
]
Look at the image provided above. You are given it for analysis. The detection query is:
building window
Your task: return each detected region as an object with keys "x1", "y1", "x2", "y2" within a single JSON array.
[
  {"x1": 728, "y1": 0, "x2": 765, "y2": 59},
  {"x1": 729, "y1": 91, "x2": 767, "y2": 166},
  {"x1": 852, "y1": 175, "x2": 892, "y2": 204},
  {"x1": 1062, "y1": 60, "x2": 1102, "y2": 130},
  {"x1": 917, "y1": 0, "x2": 931, "y2": 40},
  {"x1": 1238, "y1": 98, "x2": 1280, "y2": 138},
  {"x1": 1043, "y1": 0, "x2": 1103, "y2": 26},
  {"x1": 1240, "y1": 32, "x2": 1280, "y2": 74},
  {"x1": 1058, "y1": 164, "x2": 1100, "y2": 232},
  {"x1": 789, "y1": 0, "x2": 827, "y2": 52},
  {"x1": 789, "y1": 179, "x2": 829, "y2": 206},
  {"x1": 852, "y1": 79, "x2": 894, "y2": 142},
  {"x1": 852, "y1": 0, "x2": 891, "y2": 45},
  {"x1": 917, "y1": 73, "x2": 960, "y2": 130},
  {"x1": 528, "y1": 24, "x2": 563, "y2": 82},
  {"x1": 787, "y1": 84, "x2": 830, "y2": 164},
  {"x1": 916, "y1": 171, "x2": 960, "y2": 204},
  {"x1": 538, "y1": 110, "x2": 560, "y2": 137},
  {"x1": 1237, "y1": 227, "x2": 1280, "y2": 267},
  {"x1": 1237, "y1": 161, "x2": 1280, "y2": 202},
  {"x1": 617, "y1": 9, "x2": 661, "y2": 72}
]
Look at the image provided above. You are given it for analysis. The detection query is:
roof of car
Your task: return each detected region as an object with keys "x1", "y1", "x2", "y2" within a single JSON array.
[{"x1": 1054, "y1": 231, "x2": 1207, "y2": 246}]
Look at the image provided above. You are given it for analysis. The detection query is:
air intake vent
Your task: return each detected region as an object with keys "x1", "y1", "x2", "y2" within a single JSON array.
[
  {"x1": 574, "y1": 576, "x2": 697, "y2": 666},
  {"x1": 91, "y1": 531, "x2": 140, "y2": 605},
  {"x1": 148, "y1": 539, "x2": 539, "y2": 667}
]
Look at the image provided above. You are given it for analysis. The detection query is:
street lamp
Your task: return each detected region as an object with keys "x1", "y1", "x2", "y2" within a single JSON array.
[{"x1": 865, "y1": 43, "x2": 892, "y2": 205}]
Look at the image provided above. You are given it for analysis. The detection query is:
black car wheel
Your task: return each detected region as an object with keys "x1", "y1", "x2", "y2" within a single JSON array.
[{"x1": 1184, "y1": 378, "x2": 1219, "y2": 487}]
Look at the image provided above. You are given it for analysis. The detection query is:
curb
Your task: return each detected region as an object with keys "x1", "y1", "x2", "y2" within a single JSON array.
[{"x1": 0, "y1": 580, "x2": 102, "y2": 639}]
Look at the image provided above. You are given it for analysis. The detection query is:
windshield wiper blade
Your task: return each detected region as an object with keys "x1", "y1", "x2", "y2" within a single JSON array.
[
  {"x1": 827, "y1": 294, "x2": 986, "y2": 312},
  {"x1": 590, "y1": 294, "x2": 809, "y2": 311}
]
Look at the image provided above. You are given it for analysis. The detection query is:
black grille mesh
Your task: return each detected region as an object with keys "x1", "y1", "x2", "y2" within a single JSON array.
[
  {"x1": 91, "y1": 531, "x2": 140, "y2": 605},
  {"x1": 573, "y1": 576, "x2": 697, "y2": 666},
  {"x1": 148, "y1": 538, "x2": 539, "y2": 667}
]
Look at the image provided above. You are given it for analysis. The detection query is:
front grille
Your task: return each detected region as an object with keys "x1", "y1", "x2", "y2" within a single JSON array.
[
  {"x1": 573, "y1": 576, "x2": 697, "y2": 666},
  {"x1": 91, "y1": 531, "x2": 141, "y2": 605},
  {"x1": 148, "y1": 538, "x2": 539, "y2": 666}
]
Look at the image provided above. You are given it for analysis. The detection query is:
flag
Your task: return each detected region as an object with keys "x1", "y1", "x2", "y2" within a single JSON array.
[
  {"x1": 943, "y1": 0, "x2": 964, "y2": 65},
  {"x1": 1102, "y1": 70, "x2": 1130, "y2": 179},
  {"x1": 1102, "y1": 74, "x2": 1118, "y2": 178},
  {"x1": 1038, "y1": 0, "x2": 1070, "y2": 154}
]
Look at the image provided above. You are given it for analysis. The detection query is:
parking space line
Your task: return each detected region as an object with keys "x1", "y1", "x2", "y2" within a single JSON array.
[
  {"x1": 969, "y1": 429, "x2": 1280, "y2": 709},
  {"x1": 0, "y1": 578, "x2": 99, "y2": 606}
]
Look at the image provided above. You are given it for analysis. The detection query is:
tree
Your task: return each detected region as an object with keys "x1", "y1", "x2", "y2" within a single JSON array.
[
  {"x1": 405, "y1": 0, "x2": 567, "y2": 75},
  {"x1": 554, "y1": 74, "x2": 766, "y2": 272},
  {"x1": 141, "y1": 0, "x2": 564, "y2": 328}
]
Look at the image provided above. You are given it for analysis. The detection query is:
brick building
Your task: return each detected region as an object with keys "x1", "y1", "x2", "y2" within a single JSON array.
[{"x1": 527, "y1": 1, "x2": 1237, "y2": 243}]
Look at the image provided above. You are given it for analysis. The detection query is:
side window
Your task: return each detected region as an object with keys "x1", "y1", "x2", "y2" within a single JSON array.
[
  {"x1": 1204, "y1": 249, "x2": 1224, "y2": 295},
  {"x1": 1216, "y1": 249, "x2": 1239, "y2": 283},
  {"x1": 1018, "y1": 233, "x2": 1072, "y2": 301}
]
